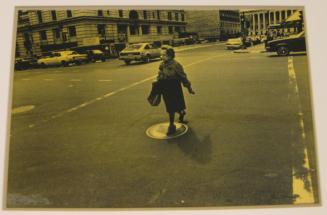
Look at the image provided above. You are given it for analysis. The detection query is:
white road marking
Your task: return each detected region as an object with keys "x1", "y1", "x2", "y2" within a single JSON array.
[
  {"x1": 29, "y1": 53, "x2": 232, "y2": 128},
  {"x1": 12, "y1": 105, "x2": 35, "y2": 114},
  {"x1": 288, "y1": 56, "x2": 315, "y2": 204},
  {"x1": 28, "y1": 124, "x2": 35, "y2": 128},
  {"x1": 98, "y1": 80, "x2": 112, "y2": 82},
  {"x1": 44, "y1": 79, "x2": 54, "y2": 81},
  {"x1": 70, "y1": 79, "x2": 81, "y2": 82},
  {"x1": 68, "y1": 84, "x2": 74, "y2": 88},
  {"x1": 21, "y1": 78, "x2": 30, "y2": 81}
]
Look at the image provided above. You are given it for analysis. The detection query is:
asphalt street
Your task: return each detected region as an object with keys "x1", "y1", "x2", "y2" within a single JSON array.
[{"x1": 6, "y1": 43, "x2": 319, "y2": 208}]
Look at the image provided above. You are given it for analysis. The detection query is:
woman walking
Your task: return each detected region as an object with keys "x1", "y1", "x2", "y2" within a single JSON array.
[{"x1": 157, "y1": 48, "x2": 195, "y2": 135}]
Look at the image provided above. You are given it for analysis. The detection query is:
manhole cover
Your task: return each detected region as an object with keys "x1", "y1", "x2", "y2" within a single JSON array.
[
  {"x1": 146, "y1": 122, "x2": 188, "y2": 140},
  {"x1": 12, "y1": 105, "x2": 35, "y2": 114}
]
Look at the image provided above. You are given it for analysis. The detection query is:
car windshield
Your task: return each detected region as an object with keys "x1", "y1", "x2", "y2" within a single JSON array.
[{"x1": 125, "y1": 44, "x2": 143, "y2": 51}]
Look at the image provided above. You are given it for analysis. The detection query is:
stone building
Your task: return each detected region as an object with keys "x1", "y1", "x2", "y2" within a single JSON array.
[
  {"x1": 185, "y1": 10, "x2": 241, "y2": 41},
  {"x1": 241, "y1": 9, "x2": 302, "y2": 36},
  {"x1": 16, "y1": 9, "x2": 187, "y2": 58}
]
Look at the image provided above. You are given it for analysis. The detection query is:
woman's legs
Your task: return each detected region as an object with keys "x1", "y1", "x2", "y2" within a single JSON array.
[
  {"x1": 178, "y1": 110, "x2": 186, "y2": 123},
  {"x1": 167, "y1": 112, "x2": 176, "y2": 135},
  {"x1": 169, "y1": 112, "x2": 175, "y2": 126}
]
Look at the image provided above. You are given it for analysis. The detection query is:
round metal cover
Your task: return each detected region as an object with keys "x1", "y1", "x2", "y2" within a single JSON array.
[{"x1": 146, "y1": 122, "x2": 188, "y2": 140}]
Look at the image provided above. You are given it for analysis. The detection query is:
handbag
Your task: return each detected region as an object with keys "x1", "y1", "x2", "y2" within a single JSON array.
[{"x1": 147, "y1": 81, "x2": 162, "y2": 106}]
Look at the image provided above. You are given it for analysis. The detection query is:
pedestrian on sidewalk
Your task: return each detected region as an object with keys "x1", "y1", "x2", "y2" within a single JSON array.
[{"x1": 157, "y1": 48, "x2": 195, "y2": 135}]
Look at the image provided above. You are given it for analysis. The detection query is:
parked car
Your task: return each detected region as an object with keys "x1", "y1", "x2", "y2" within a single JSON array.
[
  {"x1": 85, "y1": 49, "x2": 106, "y2": 62},
  {"x1": 119, "y1": 43, "x2": 161, "y2": 65},
  {"x1": 37, "y1": 51, "x2": 88, "y2": 67},
  {"x1": 265, "y1": 31, "x2": 306, "y2": 56},
  {"x1": 225, "y1": 38, "x2": 244, "y2": 50},
  {"x1": 160, "y1": 45, "x2": 173, "y2": 51},
  {"x1": 15, "y1": 57, "x2": 38, "y2": 70}
]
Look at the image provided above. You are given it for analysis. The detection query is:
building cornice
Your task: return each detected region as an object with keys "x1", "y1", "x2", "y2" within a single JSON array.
[{"x1": 17, "y1": 16, "x2": 187, "y2": 32}]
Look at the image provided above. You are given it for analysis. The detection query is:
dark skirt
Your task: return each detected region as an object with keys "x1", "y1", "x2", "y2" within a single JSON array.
[{"x1": 160, "y1": 79, "x2": 186, "y2": 113}]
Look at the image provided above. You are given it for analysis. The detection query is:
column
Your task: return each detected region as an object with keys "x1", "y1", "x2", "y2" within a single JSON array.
[
  {"x1": 257, "y1": 13, "x2": 261, "y2": 34},
  {"x1": 138, "y1": 25, "x2": 142, "y2": 36},
  {"x1": 263, "y1": 12, "x2": 266, "y2": 34},
  {"x1": 252, "y1": 14, "x2": 255, "y2": 35},
  {"x1": 273, "y1": 11, "x2": 277, "y2": 24}
]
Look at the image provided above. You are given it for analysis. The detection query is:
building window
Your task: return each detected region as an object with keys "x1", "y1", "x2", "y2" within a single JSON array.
[
  {"x1": 53, "y1": 28, "x2": 61, "y2": 39},
  {"x1": 107, "y1": 10, "x2": 110, "y2": 15},
  {"x1": 51, "y1": 10, "x2": 57, "y2": 21},
  {"x1": 157, "y1": 10, "x2": 160, "y2": 20},
  {"x1": 39, "y1": 30, "x2": 47, "y2": 40},
  {"x1": 141, "y1": 25, "x2": 150, "y2": 34},
  {"x1": 130, "y1": 26, "x2": 137, "y2": 35},
  {"x1": 68, "y1": 26, "x2": 76, "y2": 37},
  {"x1": 37, "y1": 10, "x2": 43, "y2": 23},
  {"x1": 16, "y1": 42, "x2": 20, "y2": 57},
  {"x1": 157, "y1": 26, "x2": 162, "y2": 34},
  {"x1": 152, "y1": 11, "x2": 155, "y2": 19},
  {"x1": 98, "y1": 10, "x2": 104, "y2": 16},
  {"x1": 119, "y1": 10, "x2": 123, "y2": 17},
  {"x1": 168, "y1": 26, "x2": 173, "y2": 34},
  {"x1": 97, "y1": 24, "x2": 106, "y2": 35},
  {"x1": 181, "y1": 13, "x2": 184, "y2": 21},
  {"x1": 168, "y1": 12, "x2": 172, "y2": 20},
  {"x1": 175, "y1": 26, "x2": 181, "y2": 33},
  {"x1": 175, "y1": 13, "x2": 179, "y2": 21},
  {"x1": 67, "y1": 10, "x2": 72, "y2": 18},
  {"x1": 143, "y1": 11, "x2": 147, "y2": 19}
]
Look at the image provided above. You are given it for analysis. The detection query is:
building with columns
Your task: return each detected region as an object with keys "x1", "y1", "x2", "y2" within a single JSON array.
[
  {"x1": 241, "y1": 9, "x2": 301, "y2": 36},
  {"x1": 16, "y1": 9, "x2": 187, "y2": 58}
]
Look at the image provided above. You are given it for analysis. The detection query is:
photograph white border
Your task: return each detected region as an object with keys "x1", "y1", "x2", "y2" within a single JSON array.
[{"x1": 1, "y1": 0, "x2": 326, "y2": 214}]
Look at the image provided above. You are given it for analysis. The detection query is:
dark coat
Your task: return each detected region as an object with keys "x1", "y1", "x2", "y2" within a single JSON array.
[{"x1": 157, "y1": 59, "x2": 191, "y2": 113}]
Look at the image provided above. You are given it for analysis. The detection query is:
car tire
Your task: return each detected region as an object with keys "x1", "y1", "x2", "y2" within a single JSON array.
[
  {"x1": 41, "y1": 63, "x2": 46, "y2": 68},
  {"x1": 277, "y1": 46, "x2": 290, "y2": 56},
  {"x1": 61, "y1": 61, "x2": 68, "y2": 67},
  {"x1": 143, "y1": 55, "x2": 150, "y2": 63},
  {"x1": 124, "y1": 60, "x2": 131, "y2": 65}
]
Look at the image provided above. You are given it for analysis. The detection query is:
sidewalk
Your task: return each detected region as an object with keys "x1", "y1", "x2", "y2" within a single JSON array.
[{"x1": 233, "y1": 43, "x2": 266, "y2": 54}]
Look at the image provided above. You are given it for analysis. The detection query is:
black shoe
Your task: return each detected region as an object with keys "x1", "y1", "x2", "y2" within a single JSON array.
[
  {"x1": 166, "y1": 124, "x2": 176, "y2": 136},
  {"x1": 178, "y1": 111, "x2": 187, "y2": 123}
]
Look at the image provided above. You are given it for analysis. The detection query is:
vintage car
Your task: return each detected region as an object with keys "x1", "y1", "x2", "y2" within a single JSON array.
[
  {"x1": 119, "y1": 43, "x2": 161, "y2": 65},
  {"x1": 265, "y1": 31, "x2": 306, "y2": 56},
  {"x1": 15, "y1": 57, "x2": 38, "y2": 70},
  {"x1": 225, "y1": 38, "x2": 244, "y2": 50},
  {"x1": 85, "y1": 49, "x2": 107, "y2": 62},
  {"x1": 37, "y1": 50, "x2": 88, "y2": 67}
]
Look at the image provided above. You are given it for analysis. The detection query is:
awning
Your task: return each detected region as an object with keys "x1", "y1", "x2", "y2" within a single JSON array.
[{"x1": 285, "y1": 10, "x2": 301, "y2": 22}]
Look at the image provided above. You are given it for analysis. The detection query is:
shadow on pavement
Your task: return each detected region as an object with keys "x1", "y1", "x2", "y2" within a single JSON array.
[
  {"x1": 119, "y1": 59, "x2": 162, "y2": 67},
  {"x1": 267, "y1": 53, "x2": 307, "y2": 58},
  {"x1": 166, "y1": 127, "x2": 212, "y2": 164}
]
